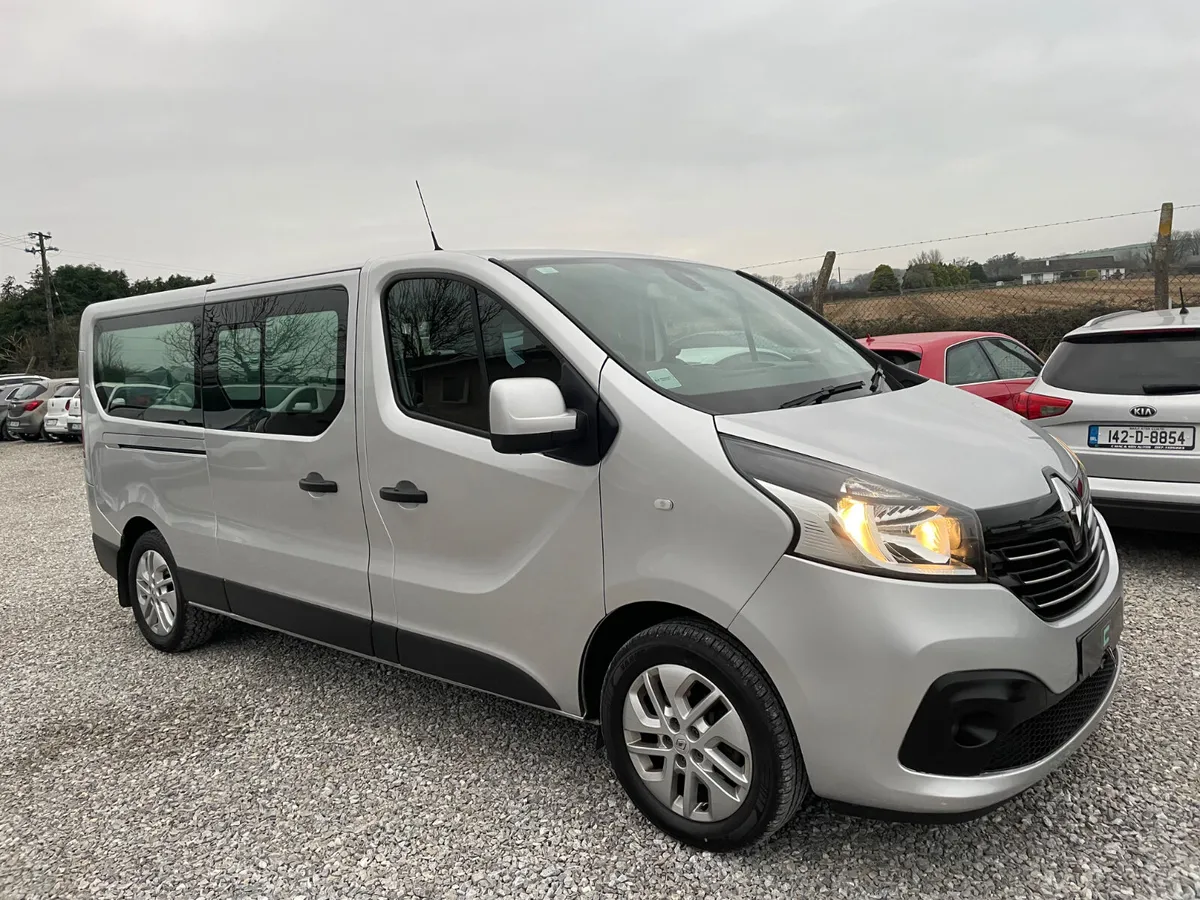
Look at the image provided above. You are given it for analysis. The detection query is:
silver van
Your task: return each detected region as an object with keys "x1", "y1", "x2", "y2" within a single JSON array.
[{"x1": 80, "y1": 251, "x2": 1124, "y2": 850}]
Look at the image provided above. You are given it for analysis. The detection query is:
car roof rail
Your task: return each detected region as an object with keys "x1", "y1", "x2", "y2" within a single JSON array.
[{"x1": 1082, "y1": 309, "x2": 1140, "y2": 328}]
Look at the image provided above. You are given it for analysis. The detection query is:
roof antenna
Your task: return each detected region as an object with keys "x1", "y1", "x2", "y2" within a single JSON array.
[
  {"x1": 415, "y1": 180, "x2": 442, "y2": 251},
  {"x1": 1180, "y1": 287, "x2": 1189, "y2": 316}
]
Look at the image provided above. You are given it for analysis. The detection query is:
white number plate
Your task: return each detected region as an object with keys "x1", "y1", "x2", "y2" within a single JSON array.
[{"x1": 1088, "y1": 425, "x2": 1195, "y2": 450}]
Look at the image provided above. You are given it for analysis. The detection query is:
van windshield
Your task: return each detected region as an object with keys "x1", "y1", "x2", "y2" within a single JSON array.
[{"x1": 505, "y1": 257, "x2": 880, "y2": 414}]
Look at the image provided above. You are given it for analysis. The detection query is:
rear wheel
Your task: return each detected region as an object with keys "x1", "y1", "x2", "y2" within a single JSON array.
[
  {"x1": 127, "y1": 530, "x2": 220, "y2": 652},
  {"x1": 600, "y1": 619, "x2": 807, "y2": 851}
]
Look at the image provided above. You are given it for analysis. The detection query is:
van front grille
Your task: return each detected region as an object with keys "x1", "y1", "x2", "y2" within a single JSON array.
[{"x1": 984, "y1": 500, "x2": 1106, "y2": 621}]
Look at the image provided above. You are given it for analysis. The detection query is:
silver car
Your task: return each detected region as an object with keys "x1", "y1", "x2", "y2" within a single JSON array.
[
  {"x1": 80, "y1": 251, "x2": 1124, "y2": 850},
  {"x1": 1021, "y1": 307, "x2": 1200, "y2": 531}
]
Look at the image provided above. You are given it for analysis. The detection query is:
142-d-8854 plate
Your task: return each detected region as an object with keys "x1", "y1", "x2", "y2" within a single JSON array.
[{"x1": 1088, "y1": 425, "x2": 1194, "y2": 451}]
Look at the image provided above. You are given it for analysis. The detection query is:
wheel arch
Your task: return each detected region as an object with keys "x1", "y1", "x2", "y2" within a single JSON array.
[
  {"x1": 579, "y1": 601, "x2": 724, "y2": 721},
  {"x1": 114, "y1": 516, "x2": 160, "y2": 608}
]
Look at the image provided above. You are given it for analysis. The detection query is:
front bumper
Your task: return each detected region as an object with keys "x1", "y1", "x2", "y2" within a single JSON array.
[{"x1": 729, "y1": 513, "x2": 1124, "y2": 817}]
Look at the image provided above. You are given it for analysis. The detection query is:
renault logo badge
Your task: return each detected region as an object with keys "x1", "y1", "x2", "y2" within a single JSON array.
[{"x1": 1050, "y1": 475, "x2": 1086, "y2": 551}]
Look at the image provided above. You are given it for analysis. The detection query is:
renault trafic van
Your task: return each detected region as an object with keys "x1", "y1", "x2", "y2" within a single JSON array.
[{"x1": 81, "y1": 251, "x2": 1123, "y2": 850}]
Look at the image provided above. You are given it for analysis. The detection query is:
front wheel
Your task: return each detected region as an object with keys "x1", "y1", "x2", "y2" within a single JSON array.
[{"x1": 600, "y1": 619, "x2": 807, "y2": 851}]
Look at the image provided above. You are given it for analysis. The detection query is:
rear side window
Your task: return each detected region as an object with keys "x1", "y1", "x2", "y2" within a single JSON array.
[
  {"x1": 202, "y1": 287, "x2": 347, "y2": 435},
  {"x1": 1041, "y1": 331, "x2": 1200, "y2": 395},
  {"x1": 981, "y1": 339, "x2": 1042, "y2": 379},
  {"x1": 945, "y1": 341, "x2": 998, "y2": 385},
  {"x1": 94, "y1": 309, "x2": 201, "y2": 425}
]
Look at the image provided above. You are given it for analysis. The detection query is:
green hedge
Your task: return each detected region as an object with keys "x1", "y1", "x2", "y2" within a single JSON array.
[{"x1": 830, "y1": 301, "x2": 1153, "y2": 357}]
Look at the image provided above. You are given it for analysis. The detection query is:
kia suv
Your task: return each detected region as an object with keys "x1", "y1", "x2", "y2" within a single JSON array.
[{"x1": 1018, "y1": 307, "x2": 1200, "y2": 530}]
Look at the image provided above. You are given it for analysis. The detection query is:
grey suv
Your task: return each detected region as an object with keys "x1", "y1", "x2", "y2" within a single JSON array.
[{"x1": 1021, "y1": 307, "x2": 1200, "y2": 530}]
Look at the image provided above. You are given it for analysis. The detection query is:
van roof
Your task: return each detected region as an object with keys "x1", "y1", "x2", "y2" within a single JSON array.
[{"x1": 78, "y1": 248, "x2": 707, "y2": 322}]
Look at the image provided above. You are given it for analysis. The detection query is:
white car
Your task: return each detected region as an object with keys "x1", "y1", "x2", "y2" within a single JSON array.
[
  {"x1": 1019, "y1": 306, "x2": 1200, "y2": 531},
  {"x1": 42, "y1": 382, "x2": 81, "y2": 440}
]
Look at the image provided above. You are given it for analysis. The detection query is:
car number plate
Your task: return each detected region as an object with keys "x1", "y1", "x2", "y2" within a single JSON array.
[
  {"x1": 1078, "y1": 595, "x2": 1122, "y2": 678},
  {"x1": 1087, "y1": 424, "x2": 1194, "y2": 450}
]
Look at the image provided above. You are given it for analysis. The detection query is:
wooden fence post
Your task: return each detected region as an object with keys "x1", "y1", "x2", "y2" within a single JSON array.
[
  {"x1": 1155, "y1": 202, "x2": 1173, "y2": 309},
  {"x1": 812, "y1": 251, "x2": 837, "y2": 316}
]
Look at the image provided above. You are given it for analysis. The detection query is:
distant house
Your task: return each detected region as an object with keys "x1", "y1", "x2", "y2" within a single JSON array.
[
  {"x1": 1019, "y1": 255, "x2": 1126, "y2": 285},
  {"x1": 1183, "y1": 255, "x2": 1200, "y2": 275}
]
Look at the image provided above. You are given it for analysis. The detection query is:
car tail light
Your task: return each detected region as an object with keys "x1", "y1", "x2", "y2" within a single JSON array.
[
  {"x1": 23, "y1": 399, "x2": 44, "y2": 412},
  {"x1": 1014, "y1": 391, "x2": 1072, "y2": 420}
]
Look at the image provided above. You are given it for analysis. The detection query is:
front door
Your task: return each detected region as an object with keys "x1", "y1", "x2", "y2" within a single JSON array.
[
  {"x1": 359, "y1": 269, "x2": 605, "y2": 714},
  {"x1": 201, "y1": 271, "x2": 374, "y2": 653}
]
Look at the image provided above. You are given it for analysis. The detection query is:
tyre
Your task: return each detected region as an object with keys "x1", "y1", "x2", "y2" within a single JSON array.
[
  {"x1": 127, "y1": 530, "x2": 220, "y2": 652},
  {"x1": 600, "y1": 619, "x2": 807, "y2": 851}
]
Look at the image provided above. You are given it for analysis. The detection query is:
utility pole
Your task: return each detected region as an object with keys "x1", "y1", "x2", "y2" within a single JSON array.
[
  {"x1": 811, "y1": 251, "x2": 837, "y2": 316},
  {"x1": 25, "y1": 231, "x2": 59, "y2": 361},
  {"x1": 1153, "y1": 203, "x2": 1173, "y2": 310}
]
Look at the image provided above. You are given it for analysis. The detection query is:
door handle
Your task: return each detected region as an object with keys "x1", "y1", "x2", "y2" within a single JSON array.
[
  {"x1": 298, "y1": 472, "x2": 338, "y2": 494},
  {"x1": 379, "y1": 482, "x2": 428, "y2": 504}
]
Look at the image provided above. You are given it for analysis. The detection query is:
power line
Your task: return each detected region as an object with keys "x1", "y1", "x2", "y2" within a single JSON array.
[{"x1": 741, "y1": 203, "x2": 1200, "y2": 270}]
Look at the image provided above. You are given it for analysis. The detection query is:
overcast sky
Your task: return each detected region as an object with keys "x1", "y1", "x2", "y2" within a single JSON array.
[{"x1": 2, "y1": 0, "x2": 1198, "y2": 284}]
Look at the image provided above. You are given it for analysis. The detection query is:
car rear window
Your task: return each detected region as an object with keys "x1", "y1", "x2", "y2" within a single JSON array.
[
  {"x1": 872, "y1": 349, "x2": 922, "y2": 372},
  {"x1": 9, "y1": 383, "x2": 46, "y2": 401},
  {"x1": 53, "y1": 384, "x2": 79, "y2": 398},
  {"x1": 1041, "y1": 331, "x2": 1200, "y2": 395}
]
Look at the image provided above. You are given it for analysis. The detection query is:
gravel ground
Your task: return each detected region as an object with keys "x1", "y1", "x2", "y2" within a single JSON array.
[{"x1": 1, "y1": 441, "x2": 1197, "y2": 900}]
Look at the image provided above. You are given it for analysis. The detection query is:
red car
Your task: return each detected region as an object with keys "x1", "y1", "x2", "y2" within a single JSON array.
[{"x1": 858, "y1": 331, "x2": 1044, "y2": 413}]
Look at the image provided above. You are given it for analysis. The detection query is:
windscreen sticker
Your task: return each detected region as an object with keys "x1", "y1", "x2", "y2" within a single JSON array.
[
  {"x1": 647, "y1": 368, "x2": 683, "y2": 390},
  {"x1": 534, "y1": 266, "x2": 559, "y2": 274}
]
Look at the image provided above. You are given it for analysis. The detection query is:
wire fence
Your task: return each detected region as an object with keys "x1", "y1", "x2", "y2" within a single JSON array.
[{"x1": 803, "y1": 273, "x2": 1200, "y2": 357}]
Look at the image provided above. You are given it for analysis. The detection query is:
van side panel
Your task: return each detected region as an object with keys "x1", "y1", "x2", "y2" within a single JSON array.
[
  {"x1": 80, "y1": 292, "x2": 219, "y2": 583},
  {"x1": 358, "y1": 254, "x2": 609, "y2": 714},
  {"x1": 199, "y1": 271, "x2": 373, "y2": 640},
  {"x1": 596, "y1": 363, "x2": 794, "y2": 626}
]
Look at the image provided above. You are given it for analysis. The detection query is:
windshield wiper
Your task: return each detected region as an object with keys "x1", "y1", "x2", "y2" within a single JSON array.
[
  {"x1": 780, "y1": 380, "x2": 865, "y2": 409},
  {"x1": 869, "y1": 362, "x2": 886, "y2": 393},
  {"x1": 1142, "y1": 382, "x2": 1200, "y2": 395}
]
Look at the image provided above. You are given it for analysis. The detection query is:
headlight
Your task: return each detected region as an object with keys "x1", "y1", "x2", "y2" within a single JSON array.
[{"x1": 722, "y1": 436, "x2": 985, "y2": 580}]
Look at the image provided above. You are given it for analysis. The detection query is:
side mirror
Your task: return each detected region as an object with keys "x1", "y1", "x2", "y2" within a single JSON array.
[
  {"x1": 110, "y1": 397, "x2": 126, "y2": 409},
  {"x1": 489, "y1": 377, "x2": 583, "y2": 454}
]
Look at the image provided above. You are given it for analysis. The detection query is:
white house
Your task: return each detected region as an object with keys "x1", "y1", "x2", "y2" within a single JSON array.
[{"x1": 1020, "y1": 255, "x2": 1126, "y2": 285}]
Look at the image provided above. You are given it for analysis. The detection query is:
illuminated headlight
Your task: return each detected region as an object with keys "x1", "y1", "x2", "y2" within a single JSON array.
[{"x1": 723, "y1": 437, "x2": 985, "y2": 580}]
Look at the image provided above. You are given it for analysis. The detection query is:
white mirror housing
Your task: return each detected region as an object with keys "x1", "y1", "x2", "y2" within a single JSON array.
[{"x1": 489, "y1": 378, "x2": 583, "y2": 454}]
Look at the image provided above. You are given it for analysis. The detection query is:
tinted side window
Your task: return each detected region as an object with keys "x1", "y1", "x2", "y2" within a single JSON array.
[
  {"x1": 201, "y1": 287, "x2": 347, "y2": 435},
  {"x1": 945, "y1": 341, "x2": 998, "y2": 385},
  {"x1": 94, "y1": 308, "x2": 201, "y2": 425},
  {"x1": 982, "y1": 339, "x2": 1042, "y2": 379},
  {"x1": 384, "y1": 278, "x2": 564, "y2": 433}
]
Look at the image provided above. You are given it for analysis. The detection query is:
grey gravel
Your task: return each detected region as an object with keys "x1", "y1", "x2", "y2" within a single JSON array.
[{"x1": 1, "y1": 441, "x2": 1198, "y2": 900}]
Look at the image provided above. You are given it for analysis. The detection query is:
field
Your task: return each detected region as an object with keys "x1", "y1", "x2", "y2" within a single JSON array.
[{"x1": 818, "y1": 273, "x2": 1200, "y2": 353}]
